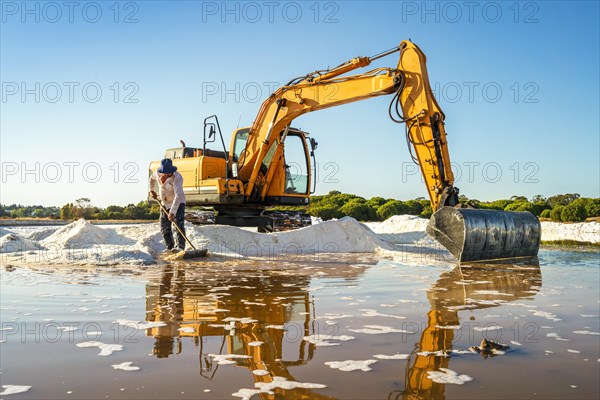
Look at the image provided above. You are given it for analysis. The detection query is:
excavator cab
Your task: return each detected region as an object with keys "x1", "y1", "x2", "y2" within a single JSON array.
[{"x1": 231, "y1": 125, "x2": 312, "y2": 202}]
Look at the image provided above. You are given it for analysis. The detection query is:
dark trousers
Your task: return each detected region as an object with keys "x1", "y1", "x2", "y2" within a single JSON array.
[{"x1": 160, "y1": 203, "x2": 186, "y2": 250}]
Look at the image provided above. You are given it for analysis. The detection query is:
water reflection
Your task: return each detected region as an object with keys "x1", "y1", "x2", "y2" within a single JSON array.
[
  {"x1": 142, "y1": 259, "x2": 541, "y2": 400},
  {"x1": 144, "y1": 262, "x2": 369, "y2": 399},
  {"x1": 399, "y1": 260, "x2": 542, "y2": 400}
]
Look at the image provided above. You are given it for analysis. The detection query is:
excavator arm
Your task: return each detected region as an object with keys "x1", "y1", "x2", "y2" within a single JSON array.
[
  {"x1": 239, "y1": 41, "x2": 457, "y2": 211},
  {"x1": 237, "y1": 40, "x2": 540, "y2": 262}
]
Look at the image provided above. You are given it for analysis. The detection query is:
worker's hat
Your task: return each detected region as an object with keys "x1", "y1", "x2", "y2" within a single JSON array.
[{"x1": 158, "y1": 158, "x2": 177, "y2": 174}]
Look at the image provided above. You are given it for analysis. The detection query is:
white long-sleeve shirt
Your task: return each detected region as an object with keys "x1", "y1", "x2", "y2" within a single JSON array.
[{"x1": 150, "y1": 170, "x2": 185, "y2": 213}]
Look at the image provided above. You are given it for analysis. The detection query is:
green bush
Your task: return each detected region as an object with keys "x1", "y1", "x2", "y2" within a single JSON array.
[
  {"x1": 569, "y1": 197, "x2": 600, "y2": 218},
  {"x1": 420, "y1": 204, "x2": 433, "y2": 219},
  {"x1": 484, "y1": 199, "x2": 513, "y2": 210},
  {"x1": 309, "y1": 204, "x2": 343, "y2": 221},
  {"x1": 366, "y1": 197, "x2": 387, "y2": 208},
  {"x1": 550, "y1": 205, "x2": 564, "y2": 222},
  {"x1": 340, "y1": 200, "x2": 376, "y2": 221},
  {"x1": 376, "y1": 200, "x2": 408, "y2": 221},
  {"x1": 560, "y1": 204, "x2": 587, "y2": 222},
  {"x1": 404, "y1": 200, "x2": 423, "y2": 215},
  {"x1": 505, "y1": 201, "x2": 534, "y2": 213},
  {"x1": 540, "y1": 209, "x2": 551, "y2": 218},
  {"x1": 547, "y1": 193, "x2": 580, "y2": 207},
  {"x1": 585, "y1": 198, "x2": 600, "y2": 218},
  {"x1": 531, "y1": 201, "x2": 551, "y2": 216}
]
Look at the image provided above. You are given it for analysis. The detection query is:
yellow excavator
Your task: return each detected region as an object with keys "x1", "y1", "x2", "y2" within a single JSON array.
[{"x1": 149, "y1": 40, "x2": 541, "y2": 262}]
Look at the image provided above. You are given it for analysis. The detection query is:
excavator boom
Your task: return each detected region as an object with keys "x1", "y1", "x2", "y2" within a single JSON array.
[{"x1": 235, "y1": 40, "x2": 540, "y2": 262}]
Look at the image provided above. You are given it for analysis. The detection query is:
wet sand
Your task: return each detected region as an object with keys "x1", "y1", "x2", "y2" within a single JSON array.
[{"x1": 1, "y1": 249, "x2": 599, "y2": 399}]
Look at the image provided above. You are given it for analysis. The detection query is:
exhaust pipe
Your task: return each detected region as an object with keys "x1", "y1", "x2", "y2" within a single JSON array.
[{"x1": 427, "y1": 207, "x2": 541, "y2": 263}]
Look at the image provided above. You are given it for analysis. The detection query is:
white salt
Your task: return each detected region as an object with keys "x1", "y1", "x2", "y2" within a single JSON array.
[
  {"x1": 324, "y1": 360, "x2": 378, "y2": 372},
  {"x1": 76, "y1": 341, "x2": 123, "y2": 356},
  {"x1": 427, "y1": 368, "x2": 473, "y2": 384},
  {"x1": 111, "y1": 362, "x2": 140, "y2": 371},
  {"x1": 0, "y1": 385, "x2": 32, "y2": 395}
]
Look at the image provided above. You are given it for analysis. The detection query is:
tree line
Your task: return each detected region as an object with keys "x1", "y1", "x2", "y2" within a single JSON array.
[
  {"x1": 1, "y1": 198, "x2": 159, "y2": 221},
  {"x1": 301, "y1": 191, "x2": 600, "y2": 222},
  {"x1": 1, "y1": 193, "x2": 598, "y2": 223}
]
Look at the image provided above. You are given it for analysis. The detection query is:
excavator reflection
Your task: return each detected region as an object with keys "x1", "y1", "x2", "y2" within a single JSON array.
[
  {"x1": 144, "y1": 263, "x2": 369, "y2": 399},
  {"x1": 142, "y1": 260, "x2": 540, "y2": 400},
  {"x1": 396, "y1": 260, "x2": 542, "y2": 400}
]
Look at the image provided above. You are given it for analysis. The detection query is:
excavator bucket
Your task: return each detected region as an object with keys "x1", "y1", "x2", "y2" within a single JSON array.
[{"x1": 426, "y1": 207, "x2": 541, "y2": 262}]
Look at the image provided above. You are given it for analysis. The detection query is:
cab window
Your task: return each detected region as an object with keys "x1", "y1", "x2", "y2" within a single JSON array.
[
  {"x1": 232, "y1": 128, "x2": 250, "y2": 160},
  {"x1": 283, "y1": 134, "x2": 309, "y2": 194}
]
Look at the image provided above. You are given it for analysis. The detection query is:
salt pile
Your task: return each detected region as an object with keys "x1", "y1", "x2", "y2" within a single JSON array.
[
  {"x1": 42, "y1": 219, "x2": 117, "y2": 248},
  {"x1": 0, "y1": 217, "x2": 398, "y2": 266},
  {"x1": 189, "y1": 217, "x2": 394, "y2": 256},
  {"x1": 365, "y1": 215, "x2": 435, "y2": 245},
  {"x1": 2, "y1": 214, "x2": 596, "y2": 266},
  {"x1": 1, "y1": 219, "x2": 158, "y2": 266},
  {"x1": 0, "y1": 233, "x2": 44, "y2": 253},
  {"x1": 540, "y1": 221, "x2": 600, "y2": 243},
  {"x1": 26, "y1": 227, "x2": 59, "y2": 241}
]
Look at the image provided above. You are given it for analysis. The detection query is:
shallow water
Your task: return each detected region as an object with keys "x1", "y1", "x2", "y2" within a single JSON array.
[{"x1": 1, "y1": 249, "x2": 598, "y2": 399}]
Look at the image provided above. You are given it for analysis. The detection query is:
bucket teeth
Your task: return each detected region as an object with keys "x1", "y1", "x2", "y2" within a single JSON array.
[{"x1": 427, "y1": 207, "x2": 541, "y2": 262}]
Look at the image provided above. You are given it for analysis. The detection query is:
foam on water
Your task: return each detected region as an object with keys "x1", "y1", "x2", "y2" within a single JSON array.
[
  {"x1": 427, "y1": 368, "x2": 473, "y2": 385},
  {"x1": 252, "y1": 369, "x2": 269, "y2": 376},
  {"x1": 324, "y1": 360, "x2": 378, "y2": 372},
  {"x1": 232, "y1": 377, "x2": 326, "y2": 400},
  {"x1": 473, "y1": 325, "x2": 503, "y2": 332},
  {"x1": 348, "y1": 325, "x2": 409, "y2": 334},
  {"x1": 373, "y1": 353, "x2": 410, "y2": 360},
  {"x1": 207, "y1": 354, "x2": 252, "y2": 365},
  {"x1": 360, "y1": 308, "x2": 407, "y2": 319},
  {"x1": 0, "y1": 385, "x2": 32, "y2": 396},
  {"x1": 76, "y1": 341, "x2": 123, "y2": 356},
  {"x1": 114, "y1": 319, "x2": 167, "y2": 330},
  {"x1": 303, "y1": 334, "x2": 356, "y2": 346},
  {"x1": 111, "y1": 362, "x2": 140, "y2": 371}
]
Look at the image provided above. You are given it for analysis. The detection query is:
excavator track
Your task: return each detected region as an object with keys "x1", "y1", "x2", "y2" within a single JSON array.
[{"x1": 185, "y1": 209, "x2": 312, "y2": 232}]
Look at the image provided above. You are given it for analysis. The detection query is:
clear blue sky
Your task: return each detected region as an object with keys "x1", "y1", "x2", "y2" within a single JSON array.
[{"x1": 1, "y1": 0, "x2": 598, "y2": 207}]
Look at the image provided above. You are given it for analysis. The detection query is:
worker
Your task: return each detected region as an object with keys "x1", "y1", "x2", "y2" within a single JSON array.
[{"x1": 149, "y1": 159, "x2": 186, "y2": 252}]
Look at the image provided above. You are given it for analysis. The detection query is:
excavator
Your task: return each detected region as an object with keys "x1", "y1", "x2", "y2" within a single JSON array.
[{"x1": 149, "y1": 40, "x2": 541, "y2": 262}]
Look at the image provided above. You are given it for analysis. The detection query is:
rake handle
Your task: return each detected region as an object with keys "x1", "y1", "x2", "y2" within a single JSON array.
[{"x1": 154, "y1": 198, "x2": 197, "y2": 250}]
